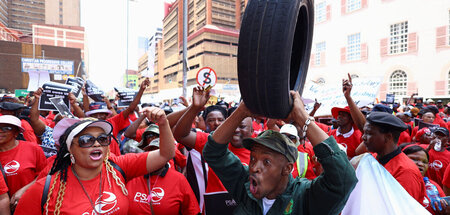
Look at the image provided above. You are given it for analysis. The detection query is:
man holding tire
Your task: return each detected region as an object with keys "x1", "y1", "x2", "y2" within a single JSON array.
[{"x1": 203, "y1": 91, "x2": 357, "y2": 215}]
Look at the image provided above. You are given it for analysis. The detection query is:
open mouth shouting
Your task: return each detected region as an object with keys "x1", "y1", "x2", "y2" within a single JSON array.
[
  {"x1": 249, "y1": 175, "x2": 260, "y2": 197},
  {"x1": 89, "y1": 149, "x2": 103, "y2": 161}
]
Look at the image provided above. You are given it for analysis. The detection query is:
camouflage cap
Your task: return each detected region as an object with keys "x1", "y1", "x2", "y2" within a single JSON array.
[{"x1": 243, "y1": 130, "x2": 298, "y2": 163}]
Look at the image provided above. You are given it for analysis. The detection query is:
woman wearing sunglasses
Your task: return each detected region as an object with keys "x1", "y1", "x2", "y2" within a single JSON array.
[
  {"x1": 15, "y1": 107, "x2": 175, "y2": 215},
  {"x1": 0, "y1": 115, "x2": 47, "y2": 212}
]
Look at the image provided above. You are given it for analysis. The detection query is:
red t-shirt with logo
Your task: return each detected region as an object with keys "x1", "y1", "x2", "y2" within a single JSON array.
[
  {"x1": 381, "y1": 152, "x2": 426, "y2": 203},
  {"x1": 329, "y1": 128, "x2": 362, "y2": 159},
  {"x1": 0, "y1": 141, "x2": 47, "y2": 196},
  {"x1": 15, "y1": 152, "x2": 149, "y2": 214},
  {"x1": 194, "y1": 131, "x2": 250, "y2": 193},
  {"x1": 426, "y1": 149, "x2": 450, "y2": 187},
  {"x1": 126, "y1": 167, "x2": 200, "y2": 215}
]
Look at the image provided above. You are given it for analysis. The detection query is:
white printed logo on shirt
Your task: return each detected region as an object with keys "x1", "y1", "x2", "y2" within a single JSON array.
[
  {"x1": 430, "y1": 160, "x2": 443, "y2": 170},
  {"x1": 151, "y1": 187, "x2": 165, "y2": 203},
  {"x1": 82, "y1": 191, "x2": 119, "y2": 215},
  {"x1": 4, "y1": 160, "x2": 20, "y2": 175}
]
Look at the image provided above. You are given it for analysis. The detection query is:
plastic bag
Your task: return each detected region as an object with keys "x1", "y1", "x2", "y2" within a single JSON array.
[{"x1": 342, "y1": 153, "x2": 430, "y2": 215}]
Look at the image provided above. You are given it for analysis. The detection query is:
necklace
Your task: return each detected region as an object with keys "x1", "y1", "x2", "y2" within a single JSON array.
[{"x1": 72, "y1": 166, "x2": 103, "y2": 214}]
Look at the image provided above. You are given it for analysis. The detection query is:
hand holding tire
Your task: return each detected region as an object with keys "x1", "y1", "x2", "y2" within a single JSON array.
[{"x1": 287, "y1": 91, "x2": 309, "y2": 127}]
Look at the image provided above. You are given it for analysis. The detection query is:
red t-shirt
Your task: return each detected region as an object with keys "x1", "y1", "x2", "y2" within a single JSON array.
[
  {"x1": 107, "y1": 112, "x2": 131, "y2": 156},
  {"x1": 194, "y1": 131, "x2": 250, "y2": 193},
  {"x1": 15, "y1": 152, "x2": 149, "y2": 215},
  {"x1": 442, "y1": 164, "x2": 450, "y2": 189},
  {"x1": 126, "y1": 167, "x2": 200, "y2": 215},
  {"x1": 381, "y1": 152, "x2": 426, "y2": 203},
  {"x1": 0, "y1": 141, "x2": 47, "y2": 196},
  {"x1": 426, "y1": 149, "x2": 450, "y2": 188},
  {"x1": 292, "y1": 143, "x2": 316, "y2": 179},
  {"x1": 315, "y1": 122, "x2": 330, "y2": 133},
  {"x1": 433, "y1": 115, "x2": 448, "y2": 129},
  {"x1": 0, "y1": 172, "x2": 8, "y2": 195},
  {"x1": 21, "y1": 119, "x2": 38, "y2": 143},
  {"x1": 329, "y1": 128, "x2": 362, "y2": 159},
  {"x1": 398, "y1": 131, "x2": 412, "y2": 145}
]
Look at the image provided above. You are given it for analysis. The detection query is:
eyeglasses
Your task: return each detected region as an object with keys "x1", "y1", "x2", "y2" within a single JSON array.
[
  {"x1": 145, "y1": 133, "x2": 158, "y2": 140},
  {"x1": 0, "y1": 126, "x2": 13, "y2": 132},
  {"x1": 77, "y1": 134, "x2": 111, "y2": 148}
]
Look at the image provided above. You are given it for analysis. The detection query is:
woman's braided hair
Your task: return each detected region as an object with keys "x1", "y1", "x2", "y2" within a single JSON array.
[{"x1": 44, "y1": 119, "x2": 128, "y2": 214}]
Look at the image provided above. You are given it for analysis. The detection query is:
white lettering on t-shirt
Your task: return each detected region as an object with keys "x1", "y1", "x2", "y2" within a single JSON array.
[{"x1": 262, "y1": 197, "x2": 276, "y2": 215}]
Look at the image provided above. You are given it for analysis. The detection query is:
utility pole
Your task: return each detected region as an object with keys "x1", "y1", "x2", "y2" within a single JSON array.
[
  {"x1": 182, "y1": 0, "x2": 188, "y2": 98},
  {"x1": 126, "y1": 0, "x2": 130, "y2": 87}
]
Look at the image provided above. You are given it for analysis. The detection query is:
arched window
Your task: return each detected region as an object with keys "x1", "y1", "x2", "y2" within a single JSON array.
[{"x1": 389, "y1": 70, "x2": 407, "y2": 96}]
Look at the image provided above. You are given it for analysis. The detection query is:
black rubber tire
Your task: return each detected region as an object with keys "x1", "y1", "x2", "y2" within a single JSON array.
[{"x1": 238, "y1": 0, "x2": 314, "y2": 118}]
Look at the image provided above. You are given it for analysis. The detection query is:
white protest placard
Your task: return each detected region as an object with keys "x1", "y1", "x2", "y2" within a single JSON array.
[
  {"x1": 303, "y1": 77, "x2": 382, "y2": 116},
  {"x1": 196, "y1": 67, "x2": 217, "y2": 88}
]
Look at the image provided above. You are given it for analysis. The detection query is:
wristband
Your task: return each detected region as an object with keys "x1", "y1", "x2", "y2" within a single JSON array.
[{"x1": 302, "y1": 116, "x2": 315, "y2": 138}]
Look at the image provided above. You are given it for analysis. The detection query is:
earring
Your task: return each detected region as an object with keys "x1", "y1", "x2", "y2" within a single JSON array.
[{"x1": 70, "y1": 154, "x2": 76, "y2": 164}]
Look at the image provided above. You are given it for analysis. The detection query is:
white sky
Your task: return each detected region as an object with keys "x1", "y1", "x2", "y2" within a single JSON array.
[{"x1": 80, "y1": 0, "x2": 165, "y2": 90}]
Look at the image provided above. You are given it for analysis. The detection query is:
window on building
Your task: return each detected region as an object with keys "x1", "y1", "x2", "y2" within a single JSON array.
[
  {"x1": 448, "y1": 10, "x2": 450, "y2": 45},
  {"x1": 389, "y1": 70, "x2": 408, "y2": 96},
  {"x1": 315, "y1": 1, "x2": 326, "y2": 23},
  {"x1": 389, "y1": 21, "x2": 408, "y2": 54},
  {"x1": 347, "y1": 0, "x2": 361, "y2": 13},
  {"x1": 347, "y1": 33, "x2": 361, "y2": 61},
  {"x1": 315, "y1": 42, "x2": 326, "y2": 65}
]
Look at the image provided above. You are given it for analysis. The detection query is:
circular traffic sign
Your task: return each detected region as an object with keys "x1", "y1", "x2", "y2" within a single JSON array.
[{"x1": 196, "y1": 67, "x2": 217, "y2": 88}]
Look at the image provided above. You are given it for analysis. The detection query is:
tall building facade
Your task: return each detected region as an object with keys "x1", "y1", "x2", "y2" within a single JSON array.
[
  {"x1": 8, "y1": 0, "x2": 45, "y2": 33},
  {"x1": 0, "y1": 0, "x2": 7, "y2": 26},
  {"x1": 141, "y1": 0, "x2": 245, "y2": 101},
  {"x1": 32, "y1": 24, "x2": 85, "y2": 58},
  {"x1": 45, "y1": 0, "x2": 80, "y2": 26},
  {"x1": 308, "y1": 0, "x2": 450, "y2": 102}
]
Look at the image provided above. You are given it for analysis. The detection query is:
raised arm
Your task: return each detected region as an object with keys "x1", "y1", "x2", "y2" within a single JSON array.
[
  {"x1": 212, "y1": 103, "x2": 251, "y2": 144},
  {"x1": 141, "y1": 107, "x2": 175, "y2": 173},
  {"x1": 69, "y1": 92, "x2": 85, "y2": 118},
  {"x1": 29, "y1": 88, "x2": 46, "y2": 136},
  {"x1": 406, "y1": 93, "x2": 418, "y2": 106},
  {"x1": 81, "y1": 86, "x2": 91, "y2": 112},
  {"x1": 343, "y1": 73, "x2": 366, "y2": 132},
  {"x1": 173, "y1": 86, "x2": 210, "y2": 148},
  {"x1": 124, "y1": 114, "x2": 146, "y2": 139},
  {"x1": 167, "y1": 107, "x2": 189, "y2": 129},
  {"x1": 121, "y1": 78, "x2": 149, "y2": 119},
  {"x1": 103, "y1": 96, "x2": 117, "y2": 116},
  {"x1": 309, "y1": 99, "x2": 322, "y2": 117}
]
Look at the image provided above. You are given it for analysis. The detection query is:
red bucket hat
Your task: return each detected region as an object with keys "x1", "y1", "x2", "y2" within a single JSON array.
[{"x1": 331, "y1": 106, "x2": 351, "y2": 119}]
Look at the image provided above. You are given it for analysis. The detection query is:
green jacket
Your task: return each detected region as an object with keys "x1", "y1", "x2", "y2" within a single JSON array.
[{"x1": 203, "y1": 135, "x2": 357, "y2": 215}]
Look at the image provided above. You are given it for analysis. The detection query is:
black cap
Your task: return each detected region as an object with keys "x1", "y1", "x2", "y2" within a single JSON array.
[
  {"x1": 0, "y1": 102, "x2": 25, "y2": 111},
  {"x1": 434, "y1": 127, "x2": 449, "y2": 137},
  {"x1": 372, "y1": 104, "x2": 393, "y2": 114},
  {"x1": 366, "y1": 112, "x2": 407, "y2": 132}
]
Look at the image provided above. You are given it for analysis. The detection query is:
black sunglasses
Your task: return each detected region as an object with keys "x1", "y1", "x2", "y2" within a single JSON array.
[
  {"x1": 77, "y1": 134, "x2": 111, "y2": 148},
  {"x1": 0, "y1": 126, "x2": 14, "y2": 132}
]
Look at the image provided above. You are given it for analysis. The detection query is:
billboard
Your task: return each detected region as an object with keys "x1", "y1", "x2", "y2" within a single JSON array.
[{"x1": 21, "y1": 58, "x2": 74, "y2": 75}]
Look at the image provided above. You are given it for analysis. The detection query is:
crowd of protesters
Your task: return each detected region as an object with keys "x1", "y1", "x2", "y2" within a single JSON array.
[{"x1": 0, "y1": 74, "x2": 448, "y2": 214}]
